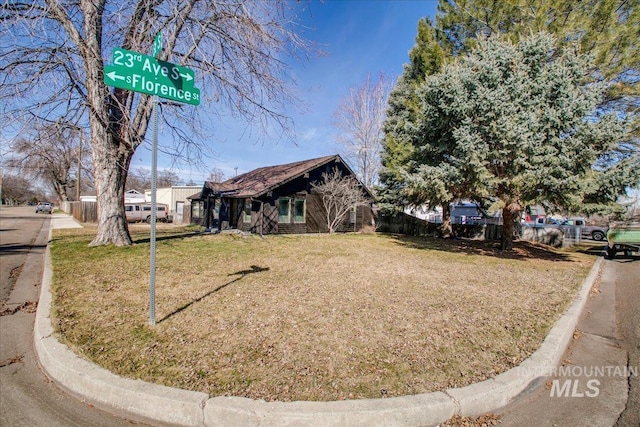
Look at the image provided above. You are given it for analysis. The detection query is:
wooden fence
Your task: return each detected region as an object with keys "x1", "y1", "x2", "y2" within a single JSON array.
[
  {"x1": 377, "y1": 212, "x2": 489, "y2": 239},
  {"x1": 377, "y1": 213, "x2": 575, "y2": 248},
  {"x1": 61, "y1": 201, "x2": 98, "y2": 223}
]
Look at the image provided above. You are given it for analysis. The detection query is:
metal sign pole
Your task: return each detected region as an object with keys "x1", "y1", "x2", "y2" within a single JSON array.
[
  {"x1": 149, "y1": 94, "x2": 158, "y2": 326},
  {"x1": 149, "y1": 31, "x2": 161, "y2": 326}
]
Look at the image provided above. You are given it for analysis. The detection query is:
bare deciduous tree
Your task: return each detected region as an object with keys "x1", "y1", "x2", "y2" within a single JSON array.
[
  {"x1": 333, "y1": 73, "x2": 392, "y2": 188},
  {"x1": 126, "y1": 167, "x2": 179, "y2": 191},
  {"x1": 1, "y1": 0, "x2": 311, "y2": 246},
  {"x1": 0, "y1": 173, "x2": 41, "y2": 205},
  {"x1": 311, "y1": 167, "x2": 368, "y2": 233},
  {"x1": 207, "y1": 167, "x2": 226, "y2": 183},
  {"x1": 5, "y1": 122, "x2": 91, "y2": 202}
]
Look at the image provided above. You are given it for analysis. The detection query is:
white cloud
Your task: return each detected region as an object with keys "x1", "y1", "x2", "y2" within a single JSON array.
[{"x1": 301, "y1": 127, "x2": 318, "y2": 141}]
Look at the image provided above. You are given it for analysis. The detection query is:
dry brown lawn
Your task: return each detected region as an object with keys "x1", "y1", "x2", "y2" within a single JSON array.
[{"x1": 50, "y1": 227, "x2": 597, "y2": 402}]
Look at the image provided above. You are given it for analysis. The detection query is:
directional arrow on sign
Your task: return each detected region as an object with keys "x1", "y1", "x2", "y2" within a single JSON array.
[{"x1": 105, "y1": 70, "x2": 126, "y2": 82}]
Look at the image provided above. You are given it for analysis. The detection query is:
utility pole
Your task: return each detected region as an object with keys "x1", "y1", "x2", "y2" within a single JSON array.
[{"x1": 76, "y1": 133, "x2": 82, "y2": 201}]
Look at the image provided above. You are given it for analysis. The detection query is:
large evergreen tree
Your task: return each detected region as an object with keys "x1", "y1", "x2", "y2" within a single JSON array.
[
  {"x1": 435, "y1": 0, "x2": 640, "y2": 214},
  {"x1": 407, "y1": 33, "x2": 625, "y2": 250},
  {"x1": 381, "y1": 0, "x2": 638, "y2": 240}
]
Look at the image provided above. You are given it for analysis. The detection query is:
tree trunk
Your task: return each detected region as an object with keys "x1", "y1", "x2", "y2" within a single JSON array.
[
  {"x1": 441, "y1": 201, "x2": 452, "y2": 238},
  {"x1": 80, "y1": 0, "x2": 133, "y2": 246},
  {"x1": 501, "y1": 200, "x2": 522, "y2": 251},
  {"x1": 88, "y1": 125, "x2": 133, "y2": 246}
]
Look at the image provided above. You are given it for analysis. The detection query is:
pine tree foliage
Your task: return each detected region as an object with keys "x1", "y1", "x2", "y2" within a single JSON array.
[
  {"x1": 407, "y1": 33, "x2": 625, "y2": 250},
  {"x1": 379, "y1": 18, "x2": 445, "y2": 215},
  {"x1": 380, "y1": 0, "x2": 638, "y2": 234},
  {"x1": 434, "y1": 0, "x2": 640, "y2": 214}
]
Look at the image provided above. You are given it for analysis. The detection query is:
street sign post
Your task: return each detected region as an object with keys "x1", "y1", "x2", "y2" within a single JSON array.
[
  {"x1": 103, "y1": 41, "x2": 200, "y2": 325},
  {"x1": 153, "y1": 32, "x2": 162, "y2": 57}
]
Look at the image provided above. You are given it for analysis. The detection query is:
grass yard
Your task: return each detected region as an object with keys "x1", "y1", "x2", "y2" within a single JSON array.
[{"x1": 49, "y1": 227, "x2": 597, "y2": 402}]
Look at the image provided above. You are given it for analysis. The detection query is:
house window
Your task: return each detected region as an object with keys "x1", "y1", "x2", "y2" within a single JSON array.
[
  {"x1": 244, "y1": 198, "x2": 252, "y2": 223},
  {"x1": 192, "y1": 201, "x2": 204, "y2": 219},
  {"x1": 350, "y1": 205, "x2": 356, "y2": 223},
  {"x1": 294, "y1": 199, "x2": 305, "y2": 223},
  {"x1": 278, "y1": 198, "x2": 291, "y2": 223}
]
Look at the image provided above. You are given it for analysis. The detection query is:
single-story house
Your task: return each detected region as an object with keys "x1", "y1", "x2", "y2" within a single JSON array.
[{"x1": 189, "y1": 154, "x2": 375, "y2": 234}]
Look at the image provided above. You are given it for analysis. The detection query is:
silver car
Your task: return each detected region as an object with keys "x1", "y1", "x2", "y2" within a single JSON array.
[{"x1": 35, "y1": 202, "x2": 53, "y2": 214}]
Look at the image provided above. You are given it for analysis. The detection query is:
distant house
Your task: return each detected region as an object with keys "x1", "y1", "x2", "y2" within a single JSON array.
[
  {"x1": 405, "y1": 202, "x2": 500, "y2": 225},
  {"x1": 189, "y1": 154, "x2": 374, "y2": 234}
]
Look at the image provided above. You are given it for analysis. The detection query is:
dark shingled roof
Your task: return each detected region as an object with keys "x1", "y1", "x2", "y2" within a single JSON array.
[{"x1": 203, "y1": 154, "x2": 342, "y2": 198}]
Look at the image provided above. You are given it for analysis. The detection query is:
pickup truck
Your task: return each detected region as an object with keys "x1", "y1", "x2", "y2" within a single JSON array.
[
  {"x1": 555, "y1": 218, "x2": 609, "y2": 241},
  {"x1": 604, "y1": 222, "x2": 640, "y2": 259}
]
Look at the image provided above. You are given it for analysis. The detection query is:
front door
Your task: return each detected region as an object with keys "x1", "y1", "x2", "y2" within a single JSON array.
[{"x1": 230, "y1": 199, "x2": 239, "y2": 228}]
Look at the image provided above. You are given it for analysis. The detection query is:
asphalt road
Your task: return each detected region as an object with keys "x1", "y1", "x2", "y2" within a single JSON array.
[
  {"x1": 497, "y1": 251, "x2": 639, "y2": 427},
  {"x1": 0, "y1": 206, "x2": 146, "y2": 427},
  {"x1": 614, "y1": 257, "x2": 640, "y2": 426}
]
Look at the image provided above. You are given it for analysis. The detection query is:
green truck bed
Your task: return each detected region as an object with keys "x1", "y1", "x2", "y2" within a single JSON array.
[
  {"x1": 605, "y1": 222, "x2": 640, "y2": 259},
  {"x1": 607, "y1": 228, "x2": 640, "y2": 244}
]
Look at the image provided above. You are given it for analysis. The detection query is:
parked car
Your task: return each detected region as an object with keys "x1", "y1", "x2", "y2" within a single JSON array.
[
  {"x1": 552, "y1": 217, "x2": 609, "y2": 241},
  {"x1": 35, "y1": 202, "x2": 53, "y2": 214}
]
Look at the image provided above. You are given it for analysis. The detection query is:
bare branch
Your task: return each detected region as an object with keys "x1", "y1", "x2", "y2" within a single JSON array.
[{"x1": 312, "y1": 167, "x2": 369, "y2": 233}]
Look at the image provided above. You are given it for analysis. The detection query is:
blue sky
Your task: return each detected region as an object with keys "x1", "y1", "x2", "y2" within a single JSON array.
[{"x1": 132, "y1": 0, "x2": 439, "y2": 184}]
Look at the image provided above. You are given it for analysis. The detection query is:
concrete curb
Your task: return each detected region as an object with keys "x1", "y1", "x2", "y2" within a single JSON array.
[{"x1": 34, "y1": 229, "x2": 604, "y2": 426}]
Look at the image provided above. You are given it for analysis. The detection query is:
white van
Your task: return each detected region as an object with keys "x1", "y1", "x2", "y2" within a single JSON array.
[{"x1": 125, "y1": 203, "x2": 169, "y2": 223}]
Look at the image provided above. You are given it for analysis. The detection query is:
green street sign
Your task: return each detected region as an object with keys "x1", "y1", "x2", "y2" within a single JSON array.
[
  {"x1": 104, "y1": 47, "x2": 200, "y2": 106},
  {"x1": 153, "y1": 32, "x2": 162, "y2": 57}
]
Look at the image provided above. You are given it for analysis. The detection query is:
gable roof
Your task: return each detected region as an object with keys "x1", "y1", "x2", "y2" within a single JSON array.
[{"x1": 202, "y1": 154, "x2": 370, "y2": 198}]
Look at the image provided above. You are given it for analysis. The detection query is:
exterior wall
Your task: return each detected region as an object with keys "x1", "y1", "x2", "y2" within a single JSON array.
[{"x1": 306, "y1": 193, "x2": 329, "y2": 233}]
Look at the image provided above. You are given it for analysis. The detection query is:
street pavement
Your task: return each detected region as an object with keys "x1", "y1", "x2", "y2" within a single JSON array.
[
  {"x1": 8, "y1": 210, "x2": 639, "y2": 426},
  {"x1": 497, "y1": 255, "x2": 639, "y2": 426},
  {"x1": 1, "y1": 207, "x2": 144, "y2": 427}
]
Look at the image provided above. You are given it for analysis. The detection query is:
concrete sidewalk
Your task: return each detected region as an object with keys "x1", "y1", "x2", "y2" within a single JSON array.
[
  {"x1": 34, "y1": 213, "x2": 619, "y2": 426},
  {"x1": 51, "y1": 212, "x2": 83, "y2": 229}
]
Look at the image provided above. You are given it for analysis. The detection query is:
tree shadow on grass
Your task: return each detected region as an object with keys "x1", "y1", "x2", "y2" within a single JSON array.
[
  {"x1": 157, "y1": 265, "x2": 269, "y2": 324},
  {"x1": 133, "y1": 230, "x2": 204, "y2": 245},
  {"x1": 572, "y1": 243, "x2": 608, "y2": 257},
  {"x1": 385, "y1": 233, "x2": 575, "y2": 261}
]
